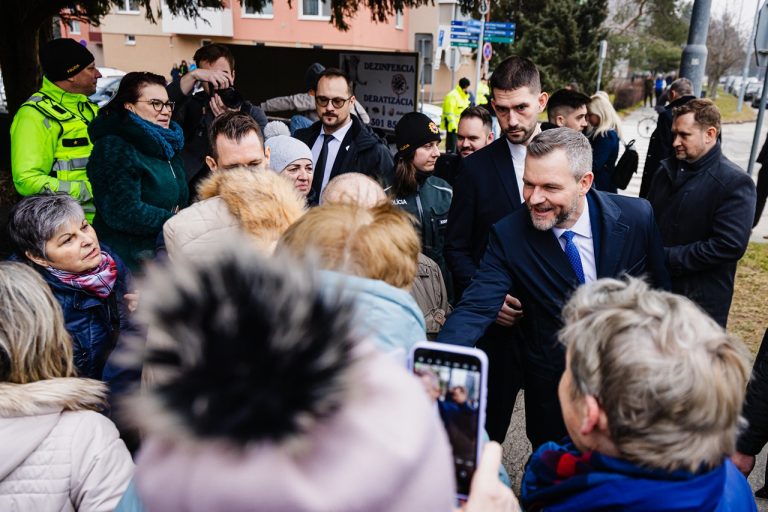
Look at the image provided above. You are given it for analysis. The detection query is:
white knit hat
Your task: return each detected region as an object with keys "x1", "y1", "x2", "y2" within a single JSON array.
[
  {"x1": 263, "y1": 120, "x2": 290, "y2": 139},
  {"x1": 265, "y1": 135, "x2": 313, "y2": 174}
]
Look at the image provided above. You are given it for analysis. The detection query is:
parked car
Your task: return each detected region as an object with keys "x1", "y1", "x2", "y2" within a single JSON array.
[
  {"x1": 89, "y1": 68, "x2": 126, "y2": 107},
  {"x1": 744, "y1": 82, "x2": 763, "y2": 102}
]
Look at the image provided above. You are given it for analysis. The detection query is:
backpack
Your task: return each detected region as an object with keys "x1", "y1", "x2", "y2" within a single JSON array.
[{"x1": 613, "y1": 139, "x2": 639, "y2": 190}]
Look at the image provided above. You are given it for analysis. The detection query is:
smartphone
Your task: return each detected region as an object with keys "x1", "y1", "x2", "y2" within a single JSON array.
[{"x1": 410, "y1": 341, "x2": 488, "y2": 500}]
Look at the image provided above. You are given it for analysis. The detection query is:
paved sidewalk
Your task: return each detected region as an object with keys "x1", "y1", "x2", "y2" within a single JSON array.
[{"x1": 501, "y1": 109, "x2": 768, "y2": 508}]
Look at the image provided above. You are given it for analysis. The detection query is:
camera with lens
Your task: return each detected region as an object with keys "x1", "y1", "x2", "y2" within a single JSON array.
[{"x1": 215, "y1": 87, "x2": 244, "y2": 110}]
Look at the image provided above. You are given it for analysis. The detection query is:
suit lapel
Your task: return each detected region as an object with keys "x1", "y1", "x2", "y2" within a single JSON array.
[
  {"x1": 526, "y1": 218, "x2": 579, "y2": 286},
  {"x1": 330, "y1": 120, "x2": 358, "y2": 178},
  {"x1": 591, "y1": 190, "x2": 630, "y2": 278},
  {"x1": 490, "y1": 138, "x2": 522, "y2": 207}
]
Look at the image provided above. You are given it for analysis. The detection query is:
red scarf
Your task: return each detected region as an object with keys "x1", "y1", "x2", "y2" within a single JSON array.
[{"x1": 47, "y1": 251, "x2": 118, "y2": 299}]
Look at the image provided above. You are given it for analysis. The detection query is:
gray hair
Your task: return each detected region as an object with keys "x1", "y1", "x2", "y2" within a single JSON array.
[
  {"x1": 559, "y1": 277, "x2": 750, "y2": 473},
  {"x1": 670, "y1": 78, "x2": 693, "y2": 96},
  {"x1": 9, "y1": 194, "x2": 84, "y2": 260},
  {"x1": 527, "y1": 128, "x2": 593, "y2": 180}
]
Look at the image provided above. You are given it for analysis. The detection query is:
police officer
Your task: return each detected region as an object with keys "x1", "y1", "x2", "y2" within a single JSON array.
[
  {"x1": 390, "y1": 112, "x2": 454, "y2": 300},
  {"x1": 11, "y1": 39, "x2": 101, "y2": 221},
  {"x1": 441, "y1": 77, "x2": 471, "y2": 153}
]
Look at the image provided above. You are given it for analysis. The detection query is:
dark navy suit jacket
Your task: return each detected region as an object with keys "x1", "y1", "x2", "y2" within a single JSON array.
[
  {"x1": 438, "y1": 189, "x2": 671, "y2": 373},
  {"x1": 445, "y1": 137, "x2": 524, "y2": 296}
]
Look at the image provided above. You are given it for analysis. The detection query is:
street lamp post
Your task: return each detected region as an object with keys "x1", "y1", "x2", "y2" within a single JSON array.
[{"x1": 679, "y1": 0, "x2": 712, "y2": 98}]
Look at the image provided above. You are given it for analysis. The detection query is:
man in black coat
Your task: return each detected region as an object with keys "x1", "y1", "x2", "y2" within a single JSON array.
[
  {"x1": 638, "y1": 78, "x2": 696, "y2": 198},
  {"x1": 294, "y1": 68, "x2": 394, "y2": 205},
  {"x1": 443, "y1": 56, "x2": 548, "y2": 443},
  {"x1": 438, "y1": 128, "x2": 670, "y2": 448},
  {"x1": 647, "y1": 99, "x2": 756, "y2": 327}
]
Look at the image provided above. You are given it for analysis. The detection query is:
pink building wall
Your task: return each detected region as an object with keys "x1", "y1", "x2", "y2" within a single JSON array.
[{"x1": 230, "y1": 2, "x2": 410, "y2": 51}]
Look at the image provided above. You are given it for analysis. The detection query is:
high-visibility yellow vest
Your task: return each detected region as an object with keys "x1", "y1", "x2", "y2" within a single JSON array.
[{"x1": 11, "y1": 77, "x2": 98, "y2": 220}]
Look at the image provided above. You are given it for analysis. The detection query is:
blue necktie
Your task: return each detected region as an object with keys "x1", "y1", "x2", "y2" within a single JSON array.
[{"x1": 561, "y1": 231, "x2": 585, "y2": 284}]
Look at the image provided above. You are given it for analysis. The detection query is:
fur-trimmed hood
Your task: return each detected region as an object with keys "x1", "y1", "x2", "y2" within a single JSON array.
[
  {"x1": 127, "y1": 243, "x2": 455, "y2": 511},
  {"x1": 163, "y1": 168, "x2": 306, "y2": 261},
  {"x1": 0, "y1": 378, "x2": 107, "y2": 481}
]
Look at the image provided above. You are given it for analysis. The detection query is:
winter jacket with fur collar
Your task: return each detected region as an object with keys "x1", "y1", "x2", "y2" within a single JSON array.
[
  {"x1": 0, "y1": 378, "x2": 134, "y2": 511},
  {"x1": 163, "y1": 168, "x2": 306, "y2": 262}
]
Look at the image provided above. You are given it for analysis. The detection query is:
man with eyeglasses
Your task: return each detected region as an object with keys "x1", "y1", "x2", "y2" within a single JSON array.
[
  {"x1": 11, "y1": 39, "x2": 102, "y2": 221},
  {"x1": 167, "y1": 43, "x2": 268, "y2": 195},
  {"x1": 294, "y1": 68, "x2": 394, "y2": 204},
  {"x1": 443, "y1": 55, "x2": 548, "y2": 445}
]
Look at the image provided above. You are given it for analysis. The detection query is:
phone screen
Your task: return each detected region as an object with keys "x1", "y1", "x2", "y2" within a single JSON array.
[{"x1": 413, "y1": 347, "x2": 484, "y2": 497}]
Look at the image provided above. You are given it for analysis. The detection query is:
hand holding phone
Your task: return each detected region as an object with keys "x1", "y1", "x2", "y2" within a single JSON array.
[{"x1": 410, "y1": 342, "x2": 488, "y2": 500}]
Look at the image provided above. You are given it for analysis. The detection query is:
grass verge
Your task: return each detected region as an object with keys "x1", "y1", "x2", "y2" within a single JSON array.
[{"x1": 731, "y1": 242, "x2": 768, "y2": 355}]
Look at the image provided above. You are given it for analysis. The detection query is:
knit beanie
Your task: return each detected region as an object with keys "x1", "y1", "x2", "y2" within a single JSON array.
[
  {"x1": 40, "y1": 39, "x2": 95, "y2": 81},
  {"x1": 395, "y1": 112, "x2": 441, "y2": 160},
  {"x1": 263, "y1": 120, "x2": 290, "y2": 140},
  {"x1": 305, "y1": 62, "x2": 326, "y2": 92},
  {"x1": 265, "y1": 135, "x2": 313, "y2": 173}
]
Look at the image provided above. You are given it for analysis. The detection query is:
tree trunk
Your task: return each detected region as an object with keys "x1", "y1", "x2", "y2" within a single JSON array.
[
  {"x1": 707, "y1": 75, "x2": 719, "y2": 100},
  {"x1": 0, "y1": 7, "x2": 53, "y2": 116}
]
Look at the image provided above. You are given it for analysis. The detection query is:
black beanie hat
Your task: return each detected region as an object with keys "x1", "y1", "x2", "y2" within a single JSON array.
[
  {"x1": 40, "y1": 39, "x2": 95, "y2": 81},
  {"x1": 395, "y1": 112, "x2": 441, "y2": 160},
  {"x1": 305, "y1": 63, "x2": 326, "y2": 92}
]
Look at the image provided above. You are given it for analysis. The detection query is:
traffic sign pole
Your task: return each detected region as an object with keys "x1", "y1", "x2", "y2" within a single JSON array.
[{"x1": 474, "y1": 0, "x2": 489, "y2": 103}]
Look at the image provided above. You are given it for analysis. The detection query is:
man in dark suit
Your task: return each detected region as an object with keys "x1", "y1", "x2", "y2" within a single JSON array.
[
  {"x1": 438, "y1": 128, "x2": 670, "y2": 448},
  {"x1": 294, "y1": 68, "x2": 394, "y2": 205},
  {"x1": 443, "y1": 56, "x2": 548, "y2": 442}
]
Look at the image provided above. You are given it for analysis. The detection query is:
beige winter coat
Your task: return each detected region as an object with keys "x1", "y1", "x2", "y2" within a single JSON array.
[
  {"x1": 163, "y1": 168, "x2": 306, "y2": 262},
  {"x1": 0, "y1": 378, "x2": 134, "y2": 511}
]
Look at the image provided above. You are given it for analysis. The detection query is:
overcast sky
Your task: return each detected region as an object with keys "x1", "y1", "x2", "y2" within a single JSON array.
[{"x1": 712, "y1": 0, "x2": 763, "y2": 34}]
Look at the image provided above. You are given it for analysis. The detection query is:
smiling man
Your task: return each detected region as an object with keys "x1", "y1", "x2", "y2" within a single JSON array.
[
  {"x1": 647, "y1": 99, "x2": 755, "y2": 328},
  {"x1": 442, "y1": 56, "x2": 547, "y2": 443},
  {"x1": 438, "y1": 128, "x2": 670, "y2": 449},
  {"x1": 294, "y1": 68, "x2": 393, "y2": 205}
]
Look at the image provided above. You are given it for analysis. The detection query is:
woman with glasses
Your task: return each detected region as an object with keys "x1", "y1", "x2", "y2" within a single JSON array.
[{"x1": 86, "y1": 72, "x2": 189, "y2": 271}]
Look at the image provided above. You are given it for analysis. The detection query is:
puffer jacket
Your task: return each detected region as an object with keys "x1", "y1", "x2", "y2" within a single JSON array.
[
  {"x1": 163, "y1": 168, "x2": 306, "y2": 262},
  {"x1": 9, "y1": 247, "x2": 132, "y2": 380},
  {"x1": 87, "y1": 112, "x2": 189, "y2": 271},
  {"x1": 0, "y1": 378, "x2": 134, "y2": 511}
]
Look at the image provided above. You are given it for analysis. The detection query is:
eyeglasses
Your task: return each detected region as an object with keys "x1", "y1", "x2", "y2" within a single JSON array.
[
  {"x1": 136, "y1": 99, "x2": 175, "y2": 112},
  {"x1": 315, "y1": 96, "x2": 352, "y2": 108}
]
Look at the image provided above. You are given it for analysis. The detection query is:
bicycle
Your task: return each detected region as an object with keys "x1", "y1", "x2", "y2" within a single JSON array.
[{"x1": 637, "y1": 115, "x2": 657, "y2": 138}]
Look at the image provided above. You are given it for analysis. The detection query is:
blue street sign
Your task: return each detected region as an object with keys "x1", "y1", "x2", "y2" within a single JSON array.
[
  {"x1": 451, "y1": 19, "x2": 483, "y2": 26},
  {"x1": 483, "y1": 29, "x2": 514, "y2": 36},
  {"x1": 451, "y1": 26, "x2": 482, "y2": 34},
  {"x1": 486, "y1": 22, "x2": 516, "y2": 30}
]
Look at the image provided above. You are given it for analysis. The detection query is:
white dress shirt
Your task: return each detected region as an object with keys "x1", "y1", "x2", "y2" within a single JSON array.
[
  {"x1": 552, "y1": 196, "x2": 597, "y2": 283},
  {"x1": 311, "y1": 118, "x2": 354, "y2": 193},
  {"x1": 505, "y1": 125, "x2": 541, "y2": 203}
]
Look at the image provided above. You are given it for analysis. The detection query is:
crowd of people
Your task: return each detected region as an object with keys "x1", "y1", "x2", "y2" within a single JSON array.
[{"x1": 0, "y1": 36, "x2": 764, "y2": 510}]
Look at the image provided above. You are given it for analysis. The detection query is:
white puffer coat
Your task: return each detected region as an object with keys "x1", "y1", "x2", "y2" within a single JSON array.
[{"x1": 0, "y1": 378, "x2": 134, "y2": 511}]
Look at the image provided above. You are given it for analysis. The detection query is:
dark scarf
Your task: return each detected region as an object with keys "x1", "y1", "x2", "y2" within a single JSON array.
[
  {"x1": 46, "y1": 251, "x2": 118, "y2": 299},
  {"x1": 128, "y1": 112, "x2": 184, "y2": 160},
  {"x1": 521, "y1": 438, "x2": 732, "y2": 511}
]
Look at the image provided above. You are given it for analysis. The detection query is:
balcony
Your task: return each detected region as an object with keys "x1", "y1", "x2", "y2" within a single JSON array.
[{"x1": 160, "y1": 3, "x2": 233, "y2": 37}]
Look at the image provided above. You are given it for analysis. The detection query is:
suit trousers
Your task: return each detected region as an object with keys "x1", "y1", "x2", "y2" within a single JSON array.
[
  {"x1": 523, "y1": 363, "x2": 568, "y2": 449},
  {"x1": 476, "y1": 325, "x2": 525, "y2": 443}
]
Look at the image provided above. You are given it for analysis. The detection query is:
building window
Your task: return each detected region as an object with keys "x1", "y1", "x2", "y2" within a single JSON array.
[
  {"x1": 300, "y1": 0, "x2": 330, "y2": 19},
  {"x1": 125, "y1": 34, "x2": 136, "y2": 45},
  {"x1": 395, "y1": 10, "x2": 403, "y2": 29},
  {"x1": 117, "y1": 0, "x2": 140, "y2": 13},
  {"x1": 243, "y1": 0, "x2": 274, "y2": 17},
  {"x1": 69, "y1": 20, "x2": 81, "y2": 34}
]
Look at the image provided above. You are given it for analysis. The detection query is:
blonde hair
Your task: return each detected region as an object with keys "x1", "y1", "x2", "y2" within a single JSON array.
[
  {"x1": 559, "y1": 277, "x2": 750, "y2": 473},
  {"x1": 587, "y1": 94, "x2": 623, "y2": 138},
  {"x1": 0, "y1": 262, "x2": 76, "y2": 383},
  {"x1": 278, "y1": 202, "x2": 419, "y2": 289}
]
